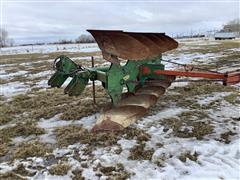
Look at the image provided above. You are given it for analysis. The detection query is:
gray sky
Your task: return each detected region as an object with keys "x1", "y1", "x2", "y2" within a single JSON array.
[{"x1": 1, "y1": 0, "x2": 239, "y2": 44}]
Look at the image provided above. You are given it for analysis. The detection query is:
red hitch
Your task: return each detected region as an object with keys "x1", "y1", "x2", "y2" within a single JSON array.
[
  {"x1": 224, "y1": 71, "x2": 240, "y2": 85},
  {"x1": 142, "y1": 67, "x2": 240, "y2": 86}
]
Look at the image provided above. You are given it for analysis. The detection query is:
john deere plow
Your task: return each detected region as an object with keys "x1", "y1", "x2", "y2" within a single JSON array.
[{"x1": 48, "y1": 30, "x2": 240, "y2": 132}]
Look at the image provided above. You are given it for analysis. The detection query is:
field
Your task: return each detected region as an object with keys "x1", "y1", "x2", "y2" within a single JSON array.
[{"x1": 0, "y1": 39, "x2": 239, "y2": 179}]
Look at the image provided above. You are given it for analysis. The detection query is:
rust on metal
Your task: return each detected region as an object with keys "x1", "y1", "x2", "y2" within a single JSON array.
[
  {"x1": 151, "y1": 69, "x2": 240, "y2": 85},
  {"x1": 224, "y1": 72, "x2": 240, "y2": 85},
  {"x1": 135, "y1": 86, "x2": 166, "y2": 98},
  {"x1": 117, "y1": 94, "x2": 157, "y2": 109},
  {"x1": 144, "y1": 80, "x2": 172, "y2": 89},
  {"x1": 92, "y1": 118, "x2": 125, "y2": 132},
  {"x1": 153, "y1": 70, "x2": 226, "y2": 79},
  {"x1": 87, "y1": 30, "x2": 178, "y2": 63}
]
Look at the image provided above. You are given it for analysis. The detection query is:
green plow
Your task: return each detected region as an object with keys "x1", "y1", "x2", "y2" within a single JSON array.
[
  {"x1": 48, "y1": 55, "x2": 164, "y2": 105},
  {"x1": 48, "y1": 30, "x2": 178, "y2": 131}
]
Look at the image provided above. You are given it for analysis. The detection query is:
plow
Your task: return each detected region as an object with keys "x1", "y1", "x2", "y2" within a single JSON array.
[{"x1": 48, "y1": 30, "x2": 240, "y2": 132}]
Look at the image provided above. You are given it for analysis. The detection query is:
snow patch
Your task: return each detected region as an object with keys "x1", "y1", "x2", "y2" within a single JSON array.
[
  {"x1": 0, "y1": 43, "x2": 100, "y2": 55},
  {"x1": 0, "y1": 81, "x2": 30, "y2": 97}
]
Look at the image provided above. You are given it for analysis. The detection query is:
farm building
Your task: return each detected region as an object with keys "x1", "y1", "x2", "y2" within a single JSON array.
[{"x1": 214, "y1": 32, "x2": 236, "y2": 40}]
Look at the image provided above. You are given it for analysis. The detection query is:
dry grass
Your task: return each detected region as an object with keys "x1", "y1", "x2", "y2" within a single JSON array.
[
  {"x1": 0, "y1": 40, "x2": 239, "y2": 179},
  {"x1": 128, "y1": 143, "x2": 154, "y2": 160},
  {"x1": 48, "y1": 162, "x2": 71, "y2": 176},
  {"x1": 178, "y1": 110, "x2": 209, "y2": 120},
  {"x1": 13, "y1": 164, "x2": 36, "y2": 177},
  {"x1": 162, "y1": 110, "x2": 214, "y2": 140},
  {"x1": 0, "y1": 101, "x2": 17, "y2": 125},
  {"x1": 55, "y1": 124, "x2": 120, "y2": 148},
  {"x1": 153, "y1": 153, "x2": 169, "y2": 167},
  {"x1": 97, "y1": 163, "x2": 131, "y2": 179},
  {"x1": 151, "y1": 81, "x2": 239, "y2": 117},
  {"x1": 0, "y1": 51, "x2": 103, "y2": 88},
  {"x1": 0, "y1": 120, "x2": 45, "y2": 144},
  {"x1": 122, "y1": 126, "x2": 151, "y2": 141},
  {"x1": 72, "y1": 169, "x2": 84, "y2": 180},
  {"x1": 0, "y1": 85, "x2": 110, "y2": 126},
  {"x1": 179, "y1": 151, "x2": 199, "y2": 162},
  {"x1": 0, "y1": 171, "x2": 26, "y2": 180},
  {"x1": 14, "y1": 141, "x2": 52, "y2": 159},
  {"x1": 179, "y1": 40, "x2": 239, "y2": 54},
  {"x1": 60, "y1": 98, "x2": 110, "y2": 120},
  {"x1": 8, "y1": 75, "x2": 31, "y2": 84},
  {"x1": 55, "y1": 124, "x2": 151, "y2": 149},
  {"x1": 0, "y1": 51, "x2": 101, "y2": 65},
  {"x1": 0, "y1": 53, "x2": 48, "y2": 65},
  {"x1": 55, "y1": 124, "x2": 89, "y2": 147},
  {"x1": 0, "y1": 78, "x2": 8, "y2": 84},
  {"x1": 0, "y1": 96, "x2": 5, "y2": 101},
  {"x1": 168, "y1": 40, "x2": 240, "y2": 74},
  {"x1": 172, "y1": 82, "x2": 237, "y2": 97},
  {"x1": 0, "y1": 143, "x2": 8, "y2": 157},
  {"x1": 219, "y1": 131, "x2": 237, "y2": 144},
  {"x1": 223, "y1": 93, "x2": 240, "y2": 104},
  {"x1": 216, "y1": 52, "x2": 240, "y2": 67}
]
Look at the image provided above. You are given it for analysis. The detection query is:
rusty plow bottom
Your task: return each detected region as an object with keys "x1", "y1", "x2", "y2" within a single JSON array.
[{"x1": 91, "y1": 81, "x2": 172, "y2": 132}]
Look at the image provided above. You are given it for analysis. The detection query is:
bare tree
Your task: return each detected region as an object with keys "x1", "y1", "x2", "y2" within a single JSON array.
[
  {"x1": 8, "y1": 38, "x2": 15, "y2": 47},
  {"x1": 0, "y1": 28, "x2": 14, "y2": 47},
  {"x1": 0, "y1": 28, "x2": 9, "y2": 47},
  {"x1": 222, "y1": 19, "x2": 240, "y2": 32},
  {"x1": 59, "y1": 39, "x2": 73, "y2": 44},
  {"x1": 75, "y1": 34, "x2": 95, "y2": 43}
]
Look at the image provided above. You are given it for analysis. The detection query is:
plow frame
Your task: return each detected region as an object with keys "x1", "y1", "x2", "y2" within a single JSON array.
[
  {"x1": 48, "y1": 55, "x2": 173, "y2": 105},
  {"x1": 142, "y1": 68, "x2": 240, "y2": 85}
]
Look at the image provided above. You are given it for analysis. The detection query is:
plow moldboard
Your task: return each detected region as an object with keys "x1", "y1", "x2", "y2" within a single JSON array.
[
  {"x1": 87, "y1": 30, "x2": 178, "y2": 62},
  {"x1": 92, "y1": 106, "x2": 148, "y2": 132},
  {"x1": 92, "y1": 85, "x2": 169, "y2": 132}
]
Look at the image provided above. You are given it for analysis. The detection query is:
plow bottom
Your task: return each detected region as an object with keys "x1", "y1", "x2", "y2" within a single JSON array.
[{"x1": 92, "y1": 81, "x2": 172, "y2": 132}]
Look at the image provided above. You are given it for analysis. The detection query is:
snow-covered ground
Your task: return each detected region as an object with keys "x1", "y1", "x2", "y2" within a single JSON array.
[
  {"x1": 0, "y1": 38, "x2": 240, "y2": 179},
  {"x1": 0, "y1": 43, "x2": 99, "y2": 55}
]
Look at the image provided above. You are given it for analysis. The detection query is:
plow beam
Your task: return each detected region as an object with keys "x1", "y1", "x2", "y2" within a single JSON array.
[{"x1": 148, "y1": 69, "x2": 240, "y2": 85}]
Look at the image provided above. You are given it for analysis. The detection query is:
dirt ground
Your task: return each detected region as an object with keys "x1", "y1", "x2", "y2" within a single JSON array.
[{"x1": 0, "y1": 38, "x2": 239, "y2": 179}]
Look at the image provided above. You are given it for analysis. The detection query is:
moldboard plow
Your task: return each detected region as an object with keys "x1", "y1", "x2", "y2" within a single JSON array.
[{"x1": 48, "y1": 30, "x2": 240, "y2": 132}]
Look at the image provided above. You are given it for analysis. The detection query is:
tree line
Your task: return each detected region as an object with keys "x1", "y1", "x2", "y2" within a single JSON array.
[
  {"x1": 0, "y1": 29, "x2": 14, "y2": 47},
  {"x1": 0, "y1": 28, "x2": 95, "y2": 47},
  {"x1": 221, "y1": 19, "x2": 240, "y2": 32},
  {"x1": 50, "y1": 34, "x2": 95, "y2": 45}
]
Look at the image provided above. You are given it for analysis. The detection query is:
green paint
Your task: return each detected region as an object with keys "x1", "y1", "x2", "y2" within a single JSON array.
[
  {"x1": 106, "y1": 64, "x2": 124, "y2": 105},
  {"x1": 48, "y1": 55, "x2": 165, "y2": 105},
  {"x1": 123, "y1": 61, "x2": 142, "y2": 92},
  {"x1": 64, "y1": 75, "x2": 89, "y2": 96},
  {"x1": 48, "y1": 55, "x2": 78, "y2": 88}
]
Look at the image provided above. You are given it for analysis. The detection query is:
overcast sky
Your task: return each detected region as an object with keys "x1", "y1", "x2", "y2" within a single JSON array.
[{"x1": 1, "y1": 0, "x2": 239, "y2": 44}]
